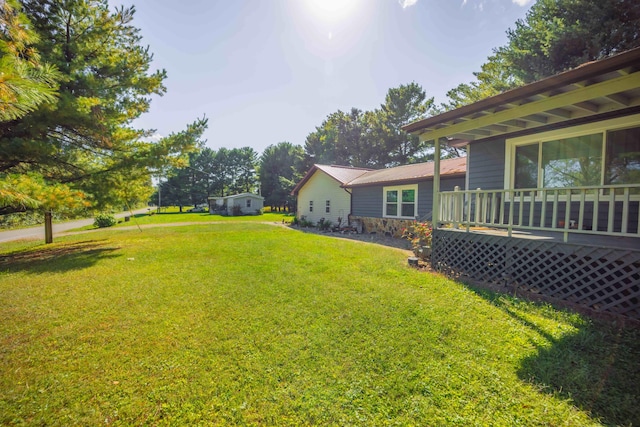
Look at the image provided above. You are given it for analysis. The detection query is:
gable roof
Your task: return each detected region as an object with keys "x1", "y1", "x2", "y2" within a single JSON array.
[
  {"x1": 291, "y1": 164, "x2": 373, "y2": 195},
  {"x1": 403, "y1": 47, "x2": 640, "y2": 145},
  {"x1": 345, "y1": 157, "x2": 466, "y2": 187}
]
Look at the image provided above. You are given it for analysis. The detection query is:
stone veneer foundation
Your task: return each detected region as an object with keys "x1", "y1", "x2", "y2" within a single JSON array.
[{"x1": 350, "y1": 216, "x2": 417, "y2": 238}]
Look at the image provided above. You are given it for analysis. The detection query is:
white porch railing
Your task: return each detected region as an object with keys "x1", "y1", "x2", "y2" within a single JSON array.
[{"x1": 439, "y1": 184, "x2": 640, "y2": 241}]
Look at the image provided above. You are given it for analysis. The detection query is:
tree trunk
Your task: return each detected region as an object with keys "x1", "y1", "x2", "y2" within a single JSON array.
[{"x1": 44, "y1": 211, "x2": 53, "y2": 244}]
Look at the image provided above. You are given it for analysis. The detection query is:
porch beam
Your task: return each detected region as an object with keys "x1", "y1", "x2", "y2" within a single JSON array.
[
  {"x1": 450, "y1": 132, "x2": 478, "y2": 140},
  {"x1": 500, "y1": 119, "x2": 528, "y2": 128},
  {"x1": 544, "y1": 108, "x2": 573, "y2": 119},
  {"x1": 418, "y1": 71, "x2": 640, "y2": 143},
  {"x1": 464, "y1": 128, "x2": 492, "y2": 136},
  {"x1": 573, "y1": 100, "x2": 599, "y2": 113},
  {"x1": 485, "y1": 124, "x2": 509, "y2": 132},
  {"x1": 521, "y1": 114, "x2": 549, "y2": 124},
  {"x1": 606, "y1": 93, "x2": 631, "y2": 106}
]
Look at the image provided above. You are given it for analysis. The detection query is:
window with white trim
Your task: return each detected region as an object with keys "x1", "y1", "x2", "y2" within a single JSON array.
[
  {"x1": 325, "y1": 200, "x2": 330, "y2": 213},
  {"x1": 606, "y1": 126, "x2": 640, "y2": 185},
  {"x1": 246, "y1": 199, "x2": 252, "y2": 208},
  {"x1": 383, "y1": 185, "x2": 417, "y2": 218},
  {"x1": 510, "y1": 123, "x2": 640, "y2": 189},
  {"x1": 309, "y1": 200, "x2": 313, "y2": 212}
]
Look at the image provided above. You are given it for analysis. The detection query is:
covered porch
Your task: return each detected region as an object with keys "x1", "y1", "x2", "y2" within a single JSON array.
[
  {"x1": 403, "y1": 48, "x2": 640, "y2": 320},
  {"x1": 439, "y1": 183, "x2": 640, "y2": 250}
]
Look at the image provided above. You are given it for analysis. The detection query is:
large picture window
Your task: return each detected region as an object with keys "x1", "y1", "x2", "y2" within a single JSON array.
[
  {"x1": 541, "y1": 134, "x2": 602, "y2": 188},
  {"x1": 606, "y1": 126, "x2": 640, "y2": 185},
  {"x1": 514, "y1": 144, "x2": 538, "y2": 188},
  {"x1": 384, "y1": 185, "x2": 417, "y2": 218},
  {"x1": 512, "y1": 124, "x2": 640, "y2": 189}
]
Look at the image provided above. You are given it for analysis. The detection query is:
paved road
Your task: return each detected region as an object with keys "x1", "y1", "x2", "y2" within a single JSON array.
[{"x1": 0, "y1": 208, "x2": 150, "y2": 244}]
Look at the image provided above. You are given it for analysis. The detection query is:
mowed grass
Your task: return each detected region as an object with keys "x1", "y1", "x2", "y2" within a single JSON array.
[
  {"x1": 74, "y1": 207, "x2": 294, "y2": 231},
  {"x1": 0, "y1": 223, "x2": 638, "y2": 426}
]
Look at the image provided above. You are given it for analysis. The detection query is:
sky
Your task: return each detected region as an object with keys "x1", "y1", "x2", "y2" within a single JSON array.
[{"x1": 111, "y1": 0, "x2": 535, "y2": 155}]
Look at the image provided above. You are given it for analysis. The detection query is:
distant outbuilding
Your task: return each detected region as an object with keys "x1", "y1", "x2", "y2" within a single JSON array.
[{"x1": 208, "y1": 193, "x2": 264, "y2": 216}]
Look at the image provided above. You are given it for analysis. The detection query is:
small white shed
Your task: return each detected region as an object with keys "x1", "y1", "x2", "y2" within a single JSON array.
[{"x1": 208, "y1": 193, "x2": 264, "y2": 216}]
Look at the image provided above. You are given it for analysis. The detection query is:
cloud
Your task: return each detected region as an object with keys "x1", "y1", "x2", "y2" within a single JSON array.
[
  {"x1": 462, "y1": 0, "x2": 533, "y2": 9},
  {"x1": 398, "y1": 0, "x2": 418, "y2": 9},
  {"x1": 461, "y1": 0, "x2": 484, "y2": 10}
]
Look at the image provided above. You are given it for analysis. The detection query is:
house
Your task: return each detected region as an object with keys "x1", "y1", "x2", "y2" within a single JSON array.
[
  {"x1": 403, "y1": 47, "x2": 640, "y2": 320},
  {"x1": 345, "y1": 157, "x2": 466, "y2": 237},
  {"x1": 291, "y1": 164, "x2": 372, "y2": 226},
  {"x1": 208, "y1": 193, "x2": 264, "y2": 216}
]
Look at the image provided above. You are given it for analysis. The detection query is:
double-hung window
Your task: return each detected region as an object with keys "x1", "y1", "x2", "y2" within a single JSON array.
[
  {"x1": 325, "y1": 200, "x2": 330, "y2": 213},
  {"x1": 384, "y1": 185, "x2": 417, "y2": 218}
]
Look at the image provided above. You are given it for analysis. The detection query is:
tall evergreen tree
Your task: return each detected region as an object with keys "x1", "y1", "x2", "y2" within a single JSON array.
[
  {"x1": 1, "y1": 0, "x2": 206, "y2": 214},
  {"x1": 0, "y1": 0, "x2": 60, "y2": 122},
  {"x1": 380, "y1": 83, "x2": 434, "y2": 165}
]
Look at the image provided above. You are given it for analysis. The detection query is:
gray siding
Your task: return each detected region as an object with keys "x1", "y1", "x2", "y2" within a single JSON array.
[
  {"x1": 351, "y1": 175, "x2": 466, "y2": 219},
  {"x1": 441, "y1": 176, "x2": 466, "y2": 192},
  {"x1": 417, "y1": 181, "x2": 431, "y2": 216},
  {"x1": 468, "y1": 139, "x2": 505, "y2": 190},
  {"x1": 351, "y1": 186, "x2": 381, "y2": 217}
]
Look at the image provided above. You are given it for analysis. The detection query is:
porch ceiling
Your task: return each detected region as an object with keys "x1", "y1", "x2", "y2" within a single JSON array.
[{"x1": 404, "y1": 47, "x2": 640, "y2": 144}]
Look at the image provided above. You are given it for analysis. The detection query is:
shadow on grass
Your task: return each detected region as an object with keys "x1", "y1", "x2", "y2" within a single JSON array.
[
  {"x1": 469, "y1": 286, "x2": 640, "y2": 426},
  {"x1": 0, "y1": 240, "x2": 121, "y2": 274}
]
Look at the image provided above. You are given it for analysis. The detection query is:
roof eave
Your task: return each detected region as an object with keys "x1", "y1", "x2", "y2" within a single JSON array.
[{"x1": 403, "y1": 47, "x2": 640, "y2": 139}]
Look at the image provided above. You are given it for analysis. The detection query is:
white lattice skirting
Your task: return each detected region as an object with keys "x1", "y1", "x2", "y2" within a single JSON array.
[{"x1": 432, "y1": 230, "x2": 640, "y2": 320}]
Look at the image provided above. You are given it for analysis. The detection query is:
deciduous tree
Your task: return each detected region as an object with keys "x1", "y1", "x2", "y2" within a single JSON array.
[
  {"x1": 445, "y1": 0, "x2": 640, "y2": 108},
  {"x1": 259, "y1": 142, "x2": 304, "y2": 211}
]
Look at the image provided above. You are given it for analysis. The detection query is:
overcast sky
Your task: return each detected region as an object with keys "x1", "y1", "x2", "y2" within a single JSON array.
[{"x1": 112, "y1": 0, "x2": 535, "y2": 154}]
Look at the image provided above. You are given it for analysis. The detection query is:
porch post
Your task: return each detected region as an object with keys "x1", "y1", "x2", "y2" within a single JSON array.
[{"x1": 432, "y1": 138, "x2": 441, "y2": 227}]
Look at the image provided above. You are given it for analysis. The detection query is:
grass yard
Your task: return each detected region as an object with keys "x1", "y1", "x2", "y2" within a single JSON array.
[
  {"x1": 77, "y1": 207, "x2": 295, "y2": 231},
  {"x1": 0, "y1": 222, "x2": 638, "y2": 425}
]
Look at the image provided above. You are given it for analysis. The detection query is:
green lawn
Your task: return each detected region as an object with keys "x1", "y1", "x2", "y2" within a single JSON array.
[
  {"x1": 0, "y1": 222, "x2": 638, "y2": 426},
  {"x1": 78, "y1": 207, "x2": 294, "y2": 231}
]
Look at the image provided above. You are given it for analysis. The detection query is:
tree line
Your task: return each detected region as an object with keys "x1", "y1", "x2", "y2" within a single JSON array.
[{"x1": 154, "y1": 82, "x2": 443, "y2": 212}]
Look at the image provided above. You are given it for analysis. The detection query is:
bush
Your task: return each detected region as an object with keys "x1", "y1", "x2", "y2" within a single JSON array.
[
  {"x1": 297, "y1": 216, "x2": 313, "y2": 227},
  {"x1": 93, "y1": 214, "x2": 117, "y2": 228},
  {"x1": 402, "y1": 221, "x2": 433, "y2": 256},
  {"x1": 318, "y1": 217, "x2": 332, "y2": 231}
]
